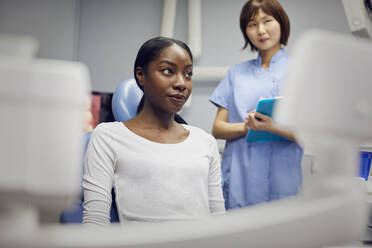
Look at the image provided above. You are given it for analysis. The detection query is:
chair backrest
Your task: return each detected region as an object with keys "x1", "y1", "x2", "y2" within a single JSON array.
[
  {"x1": 111, "y1": 78, "x2": 188, "y2": 124},
  {"x1": 112, "y1": 78, "x2": 143, "y2": 122}
]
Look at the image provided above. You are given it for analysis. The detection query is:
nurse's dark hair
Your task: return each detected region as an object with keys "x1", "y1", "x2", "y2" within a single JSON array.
[
  {"x1": 240, "y1": 0, "x2": 290, "y2": 51},
  {"x1": 133, "y1": 36, "x2": 192, "y2": 123}
]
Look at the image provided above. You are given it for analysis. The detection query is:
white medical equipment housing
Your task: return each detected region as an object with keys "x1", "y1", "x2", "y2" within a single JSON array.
[
  {"x1": 275, "y1": 29, "x2": 372, "y2": 177},
  {"x1": 0, "y1": 29, "x2": 370, "y2": 248},
  {"x1": 0, "y1": 58, "x2": 90, "y2": 245},
  {"x1": 342, "y1": 0, "x2": 372, "y2": 39},
  {"x1": 0, "y1": 34, "x2": 38, "y2": 58}
]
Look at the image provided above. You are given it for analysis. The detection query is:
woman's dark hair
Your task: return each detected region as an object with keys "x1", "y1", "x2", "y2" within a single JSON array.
[
  {"x1": 133, "y1": 36, "x2": 192, "y2": 123},
  {"x1": 239, "y1": 0, "x2": 290, "y2": 51}
]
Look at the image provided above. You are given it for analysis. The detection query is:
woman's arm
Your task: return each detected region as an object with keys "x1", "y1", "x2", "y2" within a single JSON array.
[
  {"x1": 208, "y1": 138, "x2": 226, "y2": 214},
  {"x1": 82, "y1": 125, "x2": 115, "y2": 226},
  {"x1": 212, "y1": 107, "x2": 249, "y2": 140},
  {"x1": 246, "y1": 112, "x2": 297, "y2": 142}
]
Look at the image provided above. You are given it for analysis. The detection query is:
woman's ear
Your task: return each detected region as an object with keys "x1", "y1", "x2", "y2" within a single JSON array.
[{"x1": 135, "y1": 67, "x2": 145, "y2": 87}]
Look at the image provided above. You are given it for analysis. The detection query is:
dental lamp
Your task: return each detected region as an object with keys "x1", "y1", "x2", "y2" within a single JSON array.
[{"x1": 0, "y1": 29, "x2": 370, "y2": 247}]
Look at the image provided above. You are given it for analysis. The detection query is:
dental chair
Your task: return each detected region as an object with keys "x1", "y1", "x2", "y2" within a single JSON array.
[
  {"x1": 60, "y1": 78, "x2": 142, "y2": 223},
  {"x1": 60, "y1": 78, "x2": 188, "y2": 223},
  {"x1": 111, "y1": 78, "x2": 188, "y2": 125}
]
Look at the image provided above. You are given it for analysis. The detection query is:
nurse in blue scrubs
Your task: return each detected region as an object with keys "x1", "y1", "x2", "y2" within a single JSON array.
[{"x1": 210, "y1": 0, "x2": 303, "y2": 209}]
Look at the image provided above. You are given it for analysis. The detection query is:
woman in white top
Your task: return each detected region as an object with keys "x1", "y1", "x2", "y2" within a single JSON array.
[{"x1": 82, "y1": 37, "x2": 225, "y2": 226}]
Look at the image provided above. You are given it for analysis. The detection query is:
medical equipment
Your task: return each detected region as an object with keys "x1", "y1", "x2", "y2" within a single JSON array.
[
  {"x1": 0, "y1": 57, "x2": 90, "y2": 247},
  {"x1": 0, "y1": 34, "x2": 38, "y2": 58},
  {"x1": 342, "y1": 0, "x2": 372, "y2": 243},
  {"x1": 342, "y1": 0, "x2": 372, "y2": 38},
  {"x1": 161, "y1": 0, "x2": 229, "y2": 83},
  {"x1": 275, "y1": 28, "x2": 372, "y2": 244},
  {"x1": 0, "y1": 28, "x2": 370, "y2": 248}
]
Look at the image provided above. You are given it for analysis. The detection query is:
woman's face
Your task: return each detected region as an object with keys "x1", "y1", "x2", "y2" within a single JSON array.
[
  {"x1": 139, "y1": 44, "x2": 193, "y2": 113},
  {"x1": 246, "y1": 8, "x2": 281, "y2": 52}
]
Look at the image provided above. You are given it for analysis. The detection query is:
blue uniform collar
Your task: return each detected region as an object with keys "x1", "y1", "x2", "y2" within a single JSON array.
[{"x1": 255, "y1": 48, "x2": 287, "y2": 67}]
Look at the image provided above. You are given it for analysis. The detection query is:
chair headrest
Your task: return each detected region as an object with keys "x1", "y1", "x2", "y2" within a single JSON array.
[{"x1": 111, "y1": 78, "x2": 143, "y2": 122}]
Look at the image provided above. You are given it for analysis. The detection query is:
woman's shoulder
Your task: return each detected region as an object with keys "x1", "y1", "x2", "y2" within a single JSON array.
[
  {"x1": 184, "y1": 124, "x2": 208, "y2": 135},
  {"x1": 91, "y1": 121, "x2": 124, "y2": 138},
  {"x1": 183, "y1": 125, "x2": 216, "y2": 143}
]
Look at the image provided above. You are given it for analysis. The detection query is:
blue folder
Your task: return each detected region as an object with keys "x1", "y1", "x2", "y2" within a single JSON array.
[{"x1": 246, "y1": 97, "x2": 288, "y2": 143}]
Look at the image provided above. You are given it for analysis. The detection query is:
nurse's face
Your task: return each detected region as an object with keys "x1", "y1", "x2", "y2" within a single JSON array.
[
  {"x1": 246, "y1": 8, "x2": 281, "y2": 52},
  {"x1": 139, "y1": 44, "x2": 193, "y2": 113}
]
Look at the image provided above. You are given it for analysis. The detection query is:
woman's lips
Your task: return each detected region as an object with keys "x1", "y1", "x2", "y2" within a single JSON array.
[
  {"x1": 168, "y1": 94, "x2": 186, "y2": 104},
  {"x1": 259, "y1": 38, "x2": 269, "y2": 43}
]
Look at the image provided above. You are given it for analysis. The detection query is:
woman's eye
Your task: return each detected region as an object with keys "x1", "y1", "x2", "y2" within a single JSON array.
[
  {"x1": 248, "y1": 23, "x2": 256, "y2": 28},
  {"x1": 162, "y1": 68, "x2": 172, "y2": 75},
  {"x1": 185, "y1": 71, "x2": 193, "y2": 78},
  {"x1": 265, "y1": 19, "x2": 272, "y2": 23}
]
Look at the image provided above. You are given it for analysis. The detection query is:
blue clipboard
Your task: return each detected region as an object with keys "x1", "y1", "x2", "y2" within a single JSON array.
[{"x1": 246, "y1": 97, "x2": 288, "y2": 143}]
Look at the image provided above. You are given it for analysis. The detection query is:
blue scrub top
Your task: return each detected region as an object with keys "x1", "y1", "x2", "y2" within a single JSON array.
[{"x1": 210, "y1": 49, "x2": 303, "y2": 209}]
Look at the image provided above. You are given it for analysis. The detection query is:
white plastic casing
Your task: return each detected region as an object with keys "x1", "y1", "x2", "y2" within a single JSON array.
[
  {"x1": 275, "y1": 29, "x2": 372, "y2": 143},
  {"x1": 0, "y1": 58, "x2": 90, "y2": 208},
  {"x1": 342, "y1": 0, "x2": 372, "y2": 39}
]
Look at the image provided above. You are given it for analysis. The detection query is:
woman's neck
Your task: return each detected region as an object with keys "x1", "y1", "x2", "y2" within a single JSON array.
[
  {"x1": 124, "y1": 102, "x2": 189, "y2": 144},
  {"x1": 259, "y1": 43, "x2": 281, "y2": 69},
  {"x1": 136, "y1": 105, "x2": 176, "y2": 130}
]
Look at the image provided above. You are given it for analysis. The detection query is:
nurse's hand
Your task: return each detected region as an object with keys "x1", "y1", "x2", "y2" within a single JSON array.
[
  {"x1": 244, "y1": 111, "x2": 255, "y2": 131},
  {"x1": 246, "y1": 112, "x2": 275, "y2": 132}
]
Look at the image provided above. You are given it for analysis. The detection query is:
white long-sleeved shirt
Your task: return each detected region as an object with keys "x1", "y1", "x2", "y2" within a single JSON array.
[{"x1": 82, "y1": 121, "x2": 225, "y2": 225}]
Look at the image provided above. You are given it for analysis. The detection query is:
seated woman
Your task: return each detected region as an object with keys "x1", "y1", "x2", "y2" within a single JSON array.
[{"x1": 82, "y1": 37, "x2": 225, "y2": 225}]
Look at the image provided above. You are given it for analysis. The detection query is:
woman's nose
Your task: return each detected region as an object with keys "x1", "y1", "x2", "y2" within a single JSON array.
[
  {"x1": 173, "y1": 74, "x2": 186, "y2": 90},
  {"x1": 257, "y1": 24, "x2": 265, "y2": 35}
]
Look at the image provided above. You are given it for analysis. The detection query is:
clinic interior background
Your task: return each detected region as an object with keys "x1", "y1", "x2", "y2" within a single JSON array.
[{"x1": 0, "y1": 0, "x2": 351, "y2": 139}]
